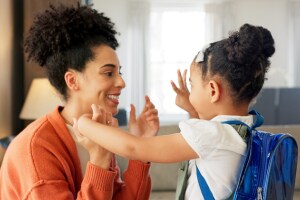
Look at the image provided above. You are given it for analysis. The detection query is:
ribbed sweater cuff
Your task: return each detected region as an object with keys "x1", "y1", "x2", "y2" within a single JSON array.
[
  {"x1": 126, "y1": 160, "x2": 151, "y2": 178},
  {"x1": 82, "y1": 162, "x2": 117, "y2": 191}
]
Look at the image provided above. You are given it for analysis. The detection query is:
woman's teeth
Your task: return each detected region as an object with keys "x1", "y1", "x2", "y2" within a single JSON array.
[{"x1": 107, "y1": 95, "x2": 119, "y2": 100}]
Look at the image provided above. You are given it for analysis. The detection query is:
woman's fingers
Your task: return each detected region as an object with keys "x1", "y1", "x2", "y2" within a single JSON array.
[
  {"x1": 91, "y1": 104, "x2": 114, "y2": 126},
  {"x1": 129, "y1": 104, "x2": 137, "y2": 124},
  {"x1": 106, "y1": 111, "x2": 113, "y2": 126},
  {"x1": 112, "y1": 118, "x2": 119, "y2": 127},
  {"x1": 91, "y1": 104, "x2": 102, "y2": 122}
]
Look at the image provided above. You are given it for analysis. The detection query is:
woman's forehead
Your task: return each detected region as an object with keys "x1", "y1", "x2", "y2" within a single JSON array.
[{"x1": 92, "y1": 45, "x2": 119, "y2": 64}]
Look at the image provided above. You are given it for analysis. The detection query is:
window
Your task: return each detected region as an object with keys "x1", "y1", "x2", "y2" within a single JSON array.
[{"x1": 147, "y1": 5, "x2": 206, "y2": 123}]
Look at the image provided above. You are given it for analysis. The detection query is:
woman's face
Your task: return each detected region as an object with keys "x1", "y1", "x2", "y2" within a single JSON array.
[{"x1": 76, "y1": 45, "x2": 125, "y2": 115}]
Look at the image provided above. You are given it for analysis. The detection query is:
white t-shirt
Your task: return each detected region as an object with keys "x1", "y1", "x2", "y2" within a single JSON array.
[{"x1": 180, "y1": 115, "x2": 253, "y2": 200}]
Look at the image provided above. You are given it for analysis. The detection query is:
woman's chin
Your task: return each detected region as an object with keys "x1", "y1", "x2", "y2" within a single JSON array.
[{"x1": 109, "y1": 107, "x2": 118, "y2": 116}]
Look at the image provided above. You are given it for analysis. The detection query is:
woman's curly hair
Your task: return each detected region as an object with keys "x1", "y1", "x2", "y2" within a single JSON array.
[
  {"x1": 24, "y1": 4, "x2": 119, "y2": 100},
  {"x1": 198, "y1": 23, "x2": 275, "y2": 104}
]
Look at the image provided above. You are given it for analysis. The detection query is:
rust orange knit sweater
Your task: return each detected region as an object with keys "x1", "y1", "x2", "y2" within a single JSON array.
[{"x1": 0, "y1": 107, "x2": 151, "y2": 199}]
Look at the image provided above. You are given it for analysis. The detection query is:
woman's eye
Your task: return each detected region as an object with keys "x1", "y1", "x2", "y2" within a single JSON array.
[{"x1": 106, "y1": 72, "x2": 113, "y2": 77}]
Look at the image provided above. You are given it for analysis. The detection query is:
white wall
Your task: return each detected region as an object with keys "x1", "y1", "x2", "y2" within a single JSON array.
[
  {"x1": 233, "y1": 0, "x2": 289, "y2": 87},
  {"x1": 93, "y1": 0, "x2": 298, "y2": 108}
]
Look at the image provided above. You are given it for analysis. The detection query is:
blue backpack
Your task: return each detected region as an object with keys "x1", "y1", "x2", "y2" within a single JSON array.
[{"x1": 196, "y1": 110, "x2": 298, "y2": 200}]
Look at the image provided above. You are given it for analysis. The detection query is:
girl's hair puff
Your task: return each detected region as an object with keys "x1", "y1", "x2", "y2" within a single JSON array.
[{"x1": 199, "y1": 23, "x2": 275, "y2": 104}]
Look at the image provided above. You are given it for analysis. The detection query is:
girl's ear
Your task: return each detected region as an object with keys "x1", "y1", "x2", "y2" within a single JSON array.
[
  {"x1": 208, "y1": 80, "x2": 221, "y2": 103},
  {"x1": 64, "y1": 70, "x2": 80, "y2": 91}
]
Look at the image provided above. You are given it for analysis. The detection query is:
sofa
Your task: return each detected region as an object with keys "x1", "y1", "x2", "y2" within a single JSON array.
[{"x1": 117, "y1": 124, "x2": 300, "y2": 200}]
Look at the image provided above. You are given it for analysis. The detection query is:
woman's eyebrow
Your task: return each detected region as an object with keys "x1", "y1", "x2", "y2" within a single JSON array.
[{"x1": 101, "y1": 64, "x2": 116, "y2": 68}]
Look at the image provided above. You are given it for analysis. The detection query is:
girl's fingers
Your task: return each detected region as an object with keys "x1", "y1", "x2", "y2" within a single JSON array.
[
  {"x1": 177, "y1": 69, "x2": 184, "y2": 89},
  {"x1": 183, "y1": 69, "x2": 187, "y2": 88},
  {"x1": 171, "y1": 80, "x2": 180, "y2": 93}
]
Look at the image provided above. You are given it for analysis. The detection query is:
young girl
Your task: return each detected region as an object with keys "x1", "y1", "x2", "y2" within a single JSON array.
[{"x1": 73, "y1": 23, "x2": 275, "y2": 199}]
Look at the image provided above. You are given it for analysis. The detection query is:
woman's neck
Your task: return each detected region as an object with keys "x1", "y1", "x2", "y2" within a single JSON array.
[{"x1": 60, "y1": 102, "x2": 89, "y2": 126}]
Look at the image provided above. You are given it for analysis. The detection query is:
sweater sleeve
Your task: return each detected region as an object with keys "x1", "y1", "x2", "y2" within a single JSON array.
[
  {"x1": 77, "y1": 162, "x2": 118, "y2": 199},
  {"x1": 112, "y1": 160, "x2": 152, "y2": 200}
]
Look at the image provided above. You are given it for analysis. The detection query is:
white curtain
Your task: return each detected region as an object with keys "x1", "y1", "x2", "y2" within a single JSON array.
[
  {"x1": 126, "y1": 0, "x2": 236, "y2": 115},
  {"x1": 288, "y1": 2, "x2": 300, "y2": 86},
  {"x1": 204, "y1": 1, "x2": 236, "y2": 44},
  {"x1": 127, "y1": 1, "x2": 150, "y2": 114}
]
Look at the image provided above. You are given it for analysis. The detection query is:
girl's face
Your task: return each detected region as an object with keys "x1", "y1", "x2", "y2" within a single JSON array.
[
  {"x1": 188, "y1": 62, "x2": 212, "y2": 119},
  {"x1": 76, "y1": 45, "x2": 125, "y2": 115}
]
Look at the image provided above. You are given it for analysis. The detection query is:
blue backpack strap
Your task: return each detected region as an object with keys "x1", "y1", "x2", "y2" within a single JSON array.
[
  {"x1": 195, "y1": 110, "x2": 263, "y2": 200},
  {"x1": 248, "y1": 110, "x2": 264, "y2": 129},
  {"x1": 223, "y1": 110, "x2": 264, "y2": 130},
  {"x1": 195, "y1": 162, "x2": 215, "y2": 200}
]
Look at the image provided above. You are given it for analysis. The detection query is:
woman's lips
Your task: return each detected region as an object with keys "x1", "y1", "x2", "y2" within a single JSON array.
[{"x1": 107, "y1": 94, "x2": 120, "y2": 105}]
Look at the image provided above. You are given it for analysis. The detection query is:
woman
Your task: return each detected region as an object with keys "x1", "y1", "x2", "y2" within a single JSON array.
[{"x1": 0, "y1": 4, "x2": 159, "y2": 199}]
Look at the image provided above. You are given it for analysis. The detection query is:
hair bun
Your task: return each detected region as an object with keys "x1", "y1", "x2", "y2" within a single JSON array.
[
  {"x1": 225, "y1": 23, "x2": 275, "y2": 66},
  {"x1": 257, "y1": 26, "x2": 275, "y2": 58}
]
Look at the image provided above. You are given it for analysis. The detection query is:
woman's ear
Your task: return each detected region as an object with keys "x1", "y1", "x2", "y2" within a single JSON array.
[
  {"x1": 208, "y1": 80, "x2": 221, "y2": 103},
  {"x1": 64, "y1": 70, "x2": 79, "y2": 91}
]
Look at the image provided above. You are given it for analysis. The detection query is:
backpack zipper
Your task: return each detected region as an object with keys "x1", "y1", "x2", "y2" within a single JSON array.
[
  {"x1": 257, "y1": 131, "x2": 266, "y2": 200},
  {"x1": 257, "y1": 187, "x2": 263, "y2": 200}
]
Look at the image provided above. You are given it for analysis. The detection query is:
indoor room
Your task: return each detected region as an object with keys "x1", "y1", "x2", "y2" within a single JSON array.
[{"x1": 1, "y1": 0, "x2": 300, "y2": 199}]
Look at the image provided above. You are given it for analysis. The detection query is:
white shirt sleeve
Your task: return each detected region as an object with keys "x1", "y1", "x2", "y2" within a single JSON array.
[{"x1": 179, "y1": 119, "x2": 247, "y2": 159}]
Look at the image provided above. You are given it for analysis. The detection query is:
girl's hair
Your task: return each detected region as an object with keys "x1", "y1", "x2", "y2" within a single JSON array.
[
  {"x1": 24, "y1": 4, "x2": 119, "y2": 100},
  {"x1": 199, "y1": 23, "x2": 275, "y2": 104}
]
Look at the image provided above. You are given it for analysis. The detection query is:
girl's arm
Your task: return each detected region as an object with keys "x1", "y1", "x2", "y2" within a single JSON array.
[{"x1": 75, "y1": 116, "x2": 198, "y2": 163}]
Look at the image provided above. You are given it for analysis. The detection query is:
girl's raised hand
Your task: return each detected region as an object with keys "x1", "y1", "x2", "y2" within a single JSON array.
[
  {"x1": 129, "y1": 96, "x2": 159, "y2": 138},
  {"x1": 171, "y1": 69, "x2": 198, "y2": 118}
]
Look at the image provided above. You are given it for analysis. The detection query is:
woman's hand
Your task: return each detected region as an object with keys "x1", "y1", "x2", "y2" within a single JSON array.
[
  {"x1": 171, "y1": 69, "x2": 198, "y2": 118},
  {"x1": 129, "y1": 96, "x2": 159, "y2": 138},
  {"x1": 73, "y1": 105, "x2": 116, "y2": 169}
]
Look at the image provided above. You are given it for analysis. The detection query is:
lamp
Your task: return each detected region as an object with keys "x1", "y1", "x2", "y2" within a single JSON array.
[{"x1": 19, "y1": 78, "x2": 64, "y2": 120}]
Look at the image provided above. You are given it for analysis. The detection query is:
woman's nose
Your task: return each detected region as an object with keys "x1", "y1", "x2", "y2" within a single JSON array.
[{"x1": 116, "y1": 74, "x2": 126, "y2": 89}]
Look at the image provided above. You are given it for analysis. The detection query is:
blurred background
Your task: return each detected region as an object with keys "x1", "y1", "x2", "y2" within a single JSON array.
[{"x1": 1, "y1": 0, "x2": 300, "y2": 138}]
